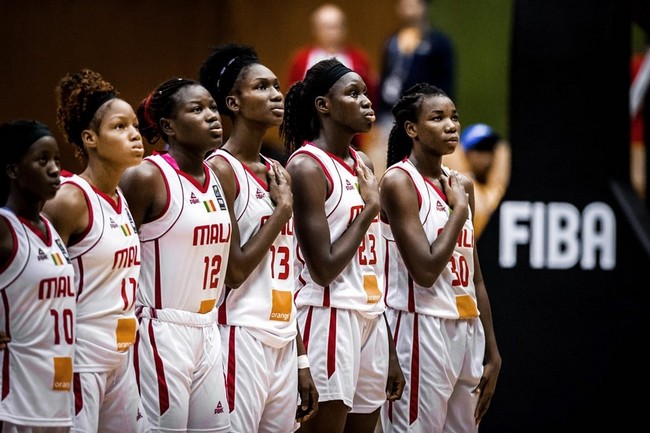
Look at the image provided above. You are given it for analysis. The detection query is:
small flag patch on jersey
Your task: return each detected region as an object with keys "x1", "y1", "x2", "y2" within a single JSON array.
[
  {"x1": 203, "y1": 200, "x2": 217, "y2": 212},
  {"x1": 120, "y1": 223, "x2": 132, "y2": 236},
  {"x1": 51, "y1": 253, "x2": 64, "y2": 266}
]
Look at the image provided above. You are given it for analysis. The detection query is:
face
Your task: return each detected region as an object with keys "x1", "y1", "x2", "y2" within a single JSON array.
[
  {"x1": 325, "y1": 72, "x2": 375, "y2": 133},
  {"x1": 406, "y1": 94, "x2": 460, "y2": 156},
  {"x1": 313, "y1": 5, "x2": 346, "y2": 50},
  {"x1": 466, "y1": 149, "x2": 494, "y2": 182},
  {"x1": 91, "y1": 99, "x2": 144, "y2": 169},
  {"x1": 10, "y1": 135, "x2": 61, "y2": 201},
  {"x1": 397, "y1": 0, "x2": 427, "y2": 24},
  {"x1": 231, "y1": 63, "x2": 284, "y2": 127},
  {"x1": 166, "y1": 84, "x2": 222, "y2": 152}
]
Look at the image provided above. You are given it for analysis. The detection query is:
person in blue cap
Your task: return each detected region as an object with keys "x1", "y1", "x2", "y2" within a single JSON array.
[{"x1": 458, "y1": 123, "x2": 511, "y2": 238}]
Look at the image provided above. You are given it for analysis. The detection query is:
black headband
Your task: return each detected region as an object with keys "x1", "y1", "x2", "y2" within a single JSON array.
[
  {"x1": 314, "y1": 62, "x2": 354, "y2": 96},
  {"x1": 0, "y1": 120, "x2": 52, "y2": 164},
  {"x1": 80, "y1": 91, "x2": 117, "y2": 130}
]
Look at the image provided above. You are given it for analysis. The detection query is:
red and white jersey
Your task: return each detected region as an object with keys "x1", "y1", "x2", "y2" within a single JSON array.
[
  {"x1": 137, "y1": 153, "x2": 231, "y2": 314},
  {"x1": 0, "y1": 208, "x2": 75, "y2": 427},
  {"x1": 63, "y1": 175, "x2": 140, "y2": 372},
  {"x1": 208, "y1": 150, "x2": 296, "y2": 349},
  {"x1": 289, "y1": 143, "x2": 384, "y2": 318},
  {"x1": 382, "y1": 160, "x2": 479, "y2": 318}
]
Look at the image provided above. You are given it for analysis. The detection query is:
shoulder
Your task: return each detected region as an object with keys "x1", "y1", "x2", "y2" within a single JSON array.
[
  {"x1": 43, "y1": 181, "x2": 88, "y2": 217},
  {"x1": 380, "y1": 164, "x2": 414, "y2": 192},
  {"x1": 121, "y1": 158, "x2": 163, "y2": 190}
]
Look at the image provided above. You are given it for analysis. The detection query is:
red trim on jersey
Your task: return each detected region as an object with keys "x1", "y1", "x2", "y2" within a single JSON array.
[
  {"x1": 407, "y1": 276, "x2": 415, "y2": 313},
  {"x1": 226, "y1": 327, "x2": 237, "y2": 413},
  {"x1": 323, "y1": 285, "x2": 331, "y2": 307},
  {"x1": 148, "y1": 319, "x2": 170, "y2": 415},
  {"x1": 0, "y1": 215, "x2": 17, "y2": 274},
  {"x1": 327, "y1": 308, "x2": 337, "y2": 378},
  {"x1": 63, "y1": 181, "x2": 94, "y2": 247},
  {"x1": 383, "y1": 238, "x2": 390, "y2": 306},
  {"x1": 241, "y1": 159, "x2": 269, "y2": 191},
  {"x1": 423, "y1": 176, "x2": 447, "y2": 203},
  {"x1": 1, "y1": 291, "x2": 10, "y2": 399},
  {"x1": 145, "y1": 158, "x2": 172, "y2": 223},
  {"x1": 293, "y1": 145, "x2": 335, "y2": 200},
  {"x1": 323, "y1": 146, "x2": 359, "y2": 176},
  {"x1": 218, "y1": 287, "x2": 231, "y2": 325},
  {"x1": 134, "y1": 328, "x2": 141, "y2": 395},
  {"x1": 73, "y1": 372, "x2": 83, "y2": 415},
  {"x1": 88, "y1": 182, "x2": 123, "y2": 214},
  {"x1": 75, "y1": 257, "x2": 84, "y2": 300},
  {"x1": 302, "y1": 306, "x2": 314, "y2": 351},
  {"x1": 162, "y1": 151, "x2": 213, "y2": 194},
  {"x1": 18, "y1": 215, "x2": 52, "y2": 245},
  {"x1": 154, "y1": 240, "x2": 162, "y2": 310},
  {"x1": 409, "y1": 315, "x2": 420, "y2": 425}
]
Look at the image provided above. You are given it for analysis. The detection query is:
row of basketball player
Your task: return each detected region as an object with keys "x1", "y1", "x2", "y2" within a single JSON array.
[{"x1": 0, "y1": 43, "x2": 500, "y2": 433}]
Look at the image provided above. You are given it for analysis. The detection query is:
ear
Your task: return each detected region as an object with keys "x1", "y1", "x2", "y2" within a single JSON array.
[
  {"x1": 315, "y1": 96, "x2": 330, "y2": 115},
  {"x1": 5, "y1": 164, "x2": 17, "y2": 181},
  {"x1": 160, "y1": 118, "x2": 175, "y2": 137},
  {"x1": 81, "y1": 129, "x2": 97, "y2": 151},
  {"x1": 404, "y1": 120, "x2": 418, "y2": 139},
  {"x1": 225, "y1": 95, "x2": 239, "y2": 113}
]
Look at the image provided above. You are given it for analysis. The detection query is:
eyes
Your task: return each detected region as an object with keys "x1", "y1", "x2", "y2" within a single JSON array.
[
  {"x1": 37, "y1": 154, "x2": 60, "y2": 167},
  {"x1": 114, "y1": 122, "x2": 139, "y2": 130},
  {"x1": 190, "y1": 103, "x2": 219, "y2": 113},
  {"x1": 254, "y1": 82, "x2": 281, "y2": 92}
]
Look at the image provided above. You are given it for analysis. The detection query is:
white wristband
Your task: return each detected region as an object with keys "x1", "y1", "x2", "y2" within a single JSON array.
[{"x1": 297, "y1": 354, "x2": 310, "y2": 369}]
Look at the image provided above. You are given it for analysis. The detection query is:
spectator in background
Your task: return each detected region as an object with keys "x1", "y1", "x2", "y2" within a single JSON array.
[
  {"x1": 378, "y1": 0, "x2": 454, "y2": 120},
  {"x1": 369, "y1": 0, "x2": 455, "y2": 177},
  {"x1": 286, "y1": 3, "x2": 378, "y2": 151},
  {"x1": 444, "y1": 123, "x2": 511, "y2": 239},
  {"x1": 286, "y1": 3, "x2": 377, "y2": 102}
]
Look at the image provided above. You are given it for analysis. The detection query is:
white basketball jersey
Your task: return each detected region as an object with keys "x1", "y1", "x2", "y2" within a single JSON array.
[
  {"x1": 289, "y1": 144, "x2": 384, "y2": 318},
  {"x1": 207, "y1": 150, "x2": 296, "y2": 349},
  {"x1": 0, "y1": 208, "x2": 75, "y2": 427},
  {"x1": 382, "y1": 160, "x2": 479, "y2": 318},
  {"x1": 62, "y1": 175, "x2": 140, "y2": 372},
  {"x1": 137, "y1": 153, "x2": 231, "y2": 313}
]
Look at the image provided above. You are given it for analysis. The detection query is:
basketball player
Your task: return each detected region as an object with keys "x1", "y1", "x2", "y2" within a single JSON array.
[
  {"x1": 43, "y1": 69, "x2": 149, "y2": 433},
  {"x1": 0, "y1": 120, "x2": 75, "y2": 432},
  {"x1": 280, "y1": 58, "x2": 404, "y2": 433},
  {"x1": 119, "y1": 78, "x2": 232, "y2": 432},
  {"x1": 379, "y1": 83, "x2": 501, "y2": 432},
  {"x1": 199, "y1": 43, "x2": 319, "y2": 432}
]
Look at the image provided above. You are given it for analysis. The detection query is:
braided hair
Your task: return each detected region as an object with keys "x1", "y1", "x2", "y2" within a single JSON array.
[
  {"x1": 55, "y1": 69, "x2": 117, "y2": 162},
  {"x1": 386, "y1": 83, "x2": 448, "y2": 167},
  {"x1": 137, "y1": 77, "x2": 200, "y2": 145},
  {"x1": 280, "y1": 58, "x2": 352, "y2": 157},
  {"x1": 198, "y1": 43, "x2": 259, "y2": 119}
]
